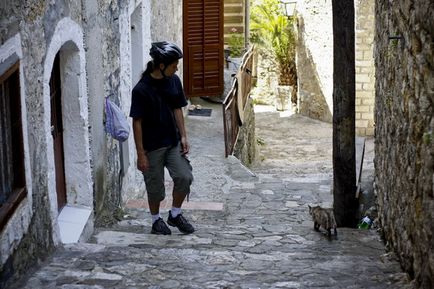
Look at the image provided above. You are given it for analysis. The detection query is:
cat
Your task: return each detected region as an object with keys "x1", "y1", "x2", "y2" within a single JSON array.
[{"x1": 308, "y1": 205, "x2": 337, "y2": 238}]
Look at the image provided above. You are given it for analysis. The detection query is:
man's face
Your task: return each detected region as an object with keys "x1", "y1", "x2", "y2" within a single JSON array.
[{"x1": 161, "y1": 60, "x2": 179, "y2": 77}]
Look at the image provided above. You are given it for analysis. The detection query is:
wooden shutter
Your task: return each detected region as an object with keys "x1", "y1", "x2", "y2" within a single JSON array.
[{"x1": 183, "y1": 0, "x2": 224, "y2": 97}]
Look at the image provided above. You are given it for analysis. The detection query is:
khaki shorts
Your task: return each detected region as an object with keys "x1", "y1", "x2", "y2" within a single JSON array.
[{"x1": 143, "y1": 143, "x2": 193, "y2": 203}]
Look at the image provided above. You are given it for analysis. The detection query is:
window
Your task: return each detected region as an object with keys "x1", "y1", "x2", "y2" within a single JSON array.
[{"x1": 0, "y1": 62, "x2": 26, "y2": 230}]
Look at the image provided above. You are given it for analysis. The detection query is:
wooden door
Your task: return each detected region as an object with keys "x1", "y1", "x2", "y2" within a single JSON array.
[
  {"x1": 183, "y1": 0, "x2": 224, "y2": 97},
  {"x1": 50, "y1": 54, "x2": 67, "y2": 211}
]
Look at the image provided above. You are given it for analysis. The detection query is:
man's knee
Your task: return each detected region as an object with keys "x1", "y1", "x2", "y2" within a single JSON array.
[
  {"x1": 173, "y1": 173, "x2": 193, "y2": 192},
  {"x1": 146, "y1": 187, "x2": 166, "y2": 203}
]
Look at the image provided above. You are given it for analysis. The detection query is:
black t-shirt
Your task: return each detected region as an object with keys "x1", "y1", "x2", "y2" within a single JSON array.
[{"x1": 129, "y1": 74, "x2": 187, "y2": 152}]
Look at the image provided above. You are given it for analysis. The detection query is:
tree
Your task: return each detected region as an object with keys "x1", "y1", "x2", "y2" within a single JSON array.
[
  {"x1": 332, "y1": 0, "x2": 357, "y2": 227},
  {"x1": 250, "y1": 0, "x2": 297, "y2": 86}
]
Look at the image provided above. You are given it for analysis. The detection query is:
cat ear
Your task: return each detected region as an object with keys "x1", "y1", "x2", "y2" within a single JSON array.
[{"x1": 308, "y1": 205, "x2": 311, "y2": 209}]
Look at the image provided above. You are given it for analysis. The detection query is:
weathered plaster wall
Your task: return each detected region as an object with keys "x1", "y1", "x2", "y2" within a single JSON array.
[
  {"x1": 296, "y1": 0, "x2": 333, "y2": 123},
  {"x1": 83, "y1": 0, "x2": 124, "y2": 225},
  {"x1": 0, "y1": 0, "x2": 85, "y2": 284},
  {"x1": 375, "y1": 0, "x2": 434, "y2": 287},
  {"x1": 150, "y1": 0, "x2": 183, "y2": 80},
  {"x1": 43, "y1": 17, "x2": 93, "y2": 243},
  {"x1": 83, "y1": 0, "x2": 151, "y2": 226},
  {"x1": 0, "y1": 0, "x2": 145, "y2": 284},
  {"x1": 0, "y1": 33, "x2": 33, "y2": 271},
  {"x1": 355, "y1": 0, "x2": 375, "y2": 136},
  {"x1": 296, "y1": 0, "x2": 376, "y2": 133},
  {"x1": 1, "y1": 0, "x2": 183, "y2": 286},
  {"x1": 119, "y1": 0, "x2": 151, "y2": 204}
]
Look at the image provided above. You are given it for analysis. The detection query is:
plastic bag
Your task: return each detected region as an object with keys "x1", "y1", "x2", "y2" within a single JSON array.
[{"x1": 105, "y1": 97, "x2": 130, "y2": 142}]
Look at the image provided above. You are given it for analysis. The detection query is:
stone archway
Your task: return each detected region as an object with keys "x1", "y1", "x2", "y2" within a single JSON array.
[{"x1": 43, "y1": 17, "x2": 93, "y2": 244}]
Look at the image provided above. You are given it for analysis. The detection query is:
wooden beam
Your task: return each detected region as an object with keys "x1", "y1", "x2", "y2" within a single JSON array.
[{"x1": 332, "y1": 0, "x2": 358, "y2": 227}]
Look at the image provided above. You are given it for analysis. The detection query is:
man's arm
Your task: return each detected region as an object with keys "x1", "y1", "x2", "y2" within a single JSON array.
[
  {"x1": 132, "y1": 118, "x2": 149, "y2": 172},
  {"x1": 173, "y1": 108, "x2": 189, "y2": 155}
]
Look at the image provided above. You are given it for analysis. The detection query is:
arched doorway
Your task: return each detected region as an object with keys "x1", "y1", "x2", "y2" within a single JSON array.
[{"x1": 43, "y1": 18, "x2": 93, "y2": 244}]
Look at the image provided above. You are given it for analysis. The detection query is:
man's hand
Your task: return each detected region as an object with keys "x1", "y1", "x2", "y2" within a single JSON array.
[
  {"x1": 180, "y1": 137, "x2": 189, "y2": 155},
  {"x1": 137, "y1": 152, "x2": 149, "y2": 172}
]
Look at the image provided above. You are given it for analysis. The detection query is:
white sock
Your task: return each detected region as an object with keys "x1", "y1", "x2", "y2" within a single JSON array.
[
  {"x1": 151, "y1": 213, "x2": 161, "y2": 224},
  {"x1": 171, "y1": 207, "x2": 182, "y2": 218}
]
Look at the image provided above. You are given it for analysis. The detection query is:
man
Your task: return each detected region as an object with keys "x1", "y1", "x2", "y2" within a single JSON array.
[{"x1": 130, "y1": 41, "x2": 194, "y2": 235}]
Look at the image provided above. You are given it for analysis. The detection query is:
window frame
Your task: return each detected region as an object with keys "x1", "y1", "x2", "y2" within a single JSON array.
[{"x1": 0, "y1": 61, "x2": 27, "y2": 231}]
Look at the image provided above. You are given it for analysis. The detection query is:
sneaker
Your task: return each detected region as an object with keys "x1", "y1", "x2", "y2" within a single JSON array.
[
  {"x1": 151, "y1": 218, "x2": 171, "y2": 235},
  {"x1": 167, "y1": 211, "x2": 195, "y2": 234}
]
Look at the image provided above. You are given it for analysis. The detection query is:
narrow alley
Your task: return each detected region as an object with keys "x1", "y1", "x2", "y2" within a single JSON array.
[{"x1": 9, "y1": 99, "x2": 411, "y2": 289}]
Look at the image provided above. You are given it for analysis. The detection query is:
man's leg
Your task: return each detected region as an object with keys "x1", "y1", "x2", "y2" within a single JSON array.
[
  {"x1": 172, "y1": 189, "x2": 188, "y2": 208},
  {"x1": 143, "y1": 147, "x2": 171, "y2": 235},
  {"x1": 148, "y1": 201, "x2": 161, "y2": 215},
  {"x1": 165, "y1": 144, "x2": 194, "y2": 234}
]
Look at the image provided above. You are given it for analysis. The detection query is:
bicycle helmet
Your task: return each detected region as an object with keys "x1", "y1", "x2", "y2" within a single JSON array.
[{"x1": 149, "y1": 41, "x2": 183, "y2": 66}]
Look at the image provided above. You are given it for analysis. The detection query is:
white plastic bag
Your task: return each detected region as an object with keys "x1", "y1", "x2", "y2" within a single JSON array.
[{"x1": 105, "y1": 97, "x2": 130, "y2": 142}]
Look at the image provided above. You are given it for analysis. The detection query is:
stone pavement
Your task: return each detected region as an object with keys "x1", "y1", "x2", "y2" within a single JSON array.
[{"x1": 9, "y1": 99, "x2": 413, "y2": 289}]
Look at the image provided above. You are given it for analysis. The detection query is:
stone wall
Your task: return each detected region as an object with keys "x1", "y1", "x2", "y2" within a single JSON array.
[
  {"x1": 234, "y1": 97, "x2": 257, "y2": 166},
  {"x1": 0, "y1": 1, "x2": 84, "y2": 285},
  {"x1": 355, "y1": 0, "x2": 375, "y2": 136},
  {"x1": 374, "y1": 0, "x2": 434, "y2": 287},
  {"x1": 0, "y1": 0, "x2": 156, "y2": 286}
]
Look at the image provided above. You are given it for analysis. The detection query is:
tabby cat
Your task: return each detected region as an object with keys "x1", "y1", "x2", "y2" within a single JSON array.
[{"x1": 308, "y1": 205, "x2": 337, "y2": 237}]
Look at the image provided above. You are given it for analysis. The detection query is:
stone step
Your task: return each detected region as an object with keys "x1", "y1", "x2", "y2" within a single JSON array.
[
  {"x1": 224, "y1": 15, "x2": 243, "y2": 24},
  {"x1": 224, "y1": 13, "x2": 244, "y2": 18},
  {"x1": 224, "y1": 6, "x2": 243, "y2": 14},
  {"x1": 125, "y1": 199, "x2": 224, "y2": 211},
  {"x1": 87, "y1": 225, "x2": 384, "y2": 255},
  {"x1": 224, "y1": 0, "x2": 243, "y2": 5},
  {"x1": 22, "y1": 227, "x2": 406, "y2": 289}
]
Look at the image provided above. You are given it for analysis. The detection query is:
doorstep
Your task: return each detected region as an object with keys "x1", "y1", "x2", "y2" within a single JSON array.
[{"x1": 58, "y1": 205, "x2": 92, "y2": 244}]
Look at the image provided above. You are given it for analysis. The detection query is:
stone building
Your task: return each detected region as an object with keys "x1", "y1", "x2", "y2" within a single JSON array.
[
  {"x1": 296, "y1": 0, "x2": 375, "y2": 136},
  {"x1": 375, "y1": 0, "x2": 433, "y2": 287},
  {"x1": 0, "y1": 0, "x2": 182, "y2": 284}
]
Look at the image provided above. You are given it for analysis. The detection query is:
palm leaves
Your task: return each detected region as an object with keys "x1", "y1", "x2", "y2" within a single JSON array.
[{"x1": 250, "y1": 0, "x2": 297, "y2": 86}]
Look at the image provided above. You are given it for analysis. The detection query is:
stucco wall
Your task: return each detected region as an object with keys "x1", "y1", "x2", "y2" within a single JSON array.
[
  {"x1": 119, "y1": 1, "x2": 152, "y2": 204},
  {"x1": 296, "y1": 0, "x2": 333, "y2": 122},
  {"x1": 83, "y1": 0, "x2": 125, "y2": 225},
  {"x1": 374, "y1": 0, "x2": 433, "y2": 287},
  {"x1": 296, "y1": 0, "x2": 376, "y2": 134}
]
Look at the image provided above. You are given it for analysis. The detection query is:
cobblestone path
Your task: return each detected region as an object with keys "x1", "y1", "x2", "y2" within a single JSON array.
[{"x1": 11, "y1": 101, "x2": 411, "y2": 289}]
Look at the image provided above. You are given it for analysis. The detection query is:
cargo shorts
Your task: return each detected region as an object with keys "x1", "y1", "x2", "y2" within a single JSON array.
[{"x1": 143, "y1": 143, "x2": 193, "y2": 203}]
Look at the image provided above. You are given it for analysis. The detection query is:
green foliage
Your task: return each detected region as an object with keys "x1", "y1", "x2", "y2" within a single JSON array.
[
  {"x1": 250, "y1": 0, "x2": 297, "y2": 85},
  {"x1": 252, "y1": 97, "x2": 269, "y2": 105},
  {"x1": 228, "y1": 28, "x2": 245, "y2": 57},
  {"x1": 256, "y1": 137, "x2": 266, "y2": 146},
  {"x1": 423, "y1": 132, "x2": 432, "y2": 145}
]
